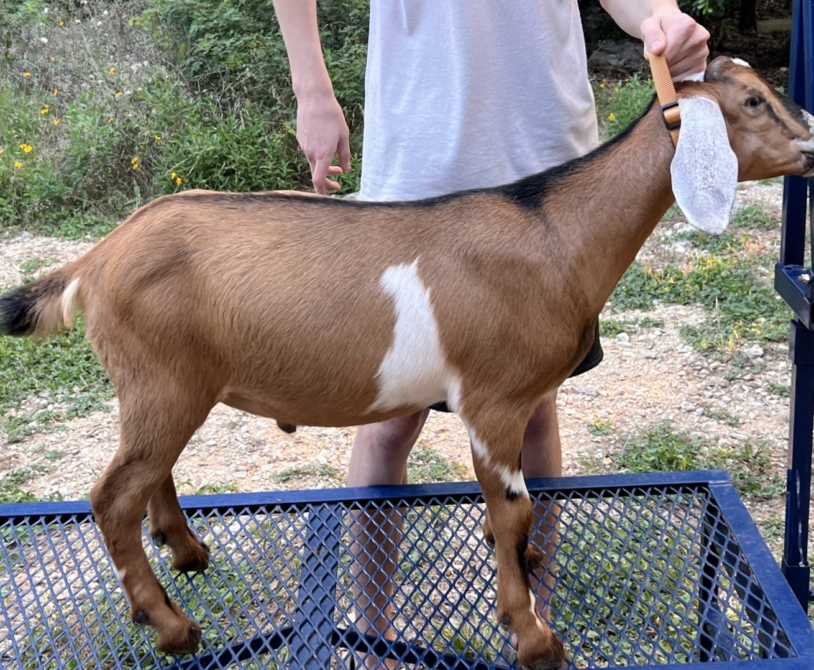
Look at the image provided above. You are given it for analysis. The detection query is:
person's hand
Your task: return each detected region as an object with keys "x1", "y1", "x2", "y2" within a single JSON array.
[
  {"x1": 295, "y1": 89, "x2": 351, "y2": 194},
  {"x1": 641, "y1": 9, "x2": 710, "y2": 80}
]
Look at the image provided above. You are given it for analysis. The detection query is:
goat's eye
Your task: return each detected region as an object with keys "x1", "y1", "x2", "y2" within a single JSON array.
[{"x1": 746, "y1": 97, "x2": 762, "y2": 108}]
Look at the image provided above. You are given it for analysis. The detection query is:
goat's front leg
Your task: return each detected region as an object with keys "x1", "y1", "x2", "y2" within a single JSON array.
[
  {"x1": 464, "y1": 413, "x2": 566, "y2": 670},
  {"x1": 148, "y1": 473, "x2": 210, "y2": 572}
]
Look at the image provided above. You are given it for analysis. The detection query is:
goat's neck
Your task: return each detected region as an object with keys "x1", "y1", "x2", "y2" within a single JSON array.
[{"x1": 545, "y1": 105, "x2": 676, "y2": 313}]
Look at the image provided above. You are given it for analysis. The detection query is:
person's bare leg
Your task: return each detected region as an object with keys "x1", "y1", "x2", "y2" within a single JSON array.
[
  {"x1": 520, "y1": 391, "x2": 562, "y2": 622},
  {"x1": 347, "y1": 409, "x2": 430, "y2": 669}
]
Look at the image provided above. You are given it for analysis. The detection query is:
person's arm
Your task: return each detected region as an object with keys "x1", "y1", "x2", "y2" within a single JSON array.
[
  {"x1": 600, "y1": 0, "x2": 710, "y2": 80},
  {"x1": 272, "y1": 0, "x2": 351, "y2": 193}
]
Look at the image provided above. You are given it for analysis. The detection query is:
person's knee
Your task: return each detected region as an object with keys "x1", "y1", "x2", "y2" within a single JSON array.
[
  {"x1": 526, "y1": 394, "x2": 557, "y2": 439},
  {"x1": 349, "y1": 409, "x2": 430, "y2": 486}
]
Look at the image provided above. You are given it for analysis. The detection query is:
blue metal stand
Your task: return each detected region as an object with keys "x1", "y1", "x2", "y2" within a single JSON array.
[
  {"x1": 1, "y1": 473, "x2": 813, "y2": 669},
  {"x1": 774, "y1": 0, "x2": 814, "y2": 614}
]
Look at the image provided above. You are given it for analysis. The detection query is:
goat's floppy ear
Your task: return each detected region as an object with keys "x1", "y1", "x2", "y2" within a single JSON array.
[{"x1": 671, "y1": 96, "x2": 738, "y2": 234}]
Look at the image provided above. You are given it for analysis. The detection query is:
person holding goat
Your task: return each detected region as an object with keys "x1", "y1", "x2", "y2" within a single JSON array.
[{"x1": 272, "y1": 0, "x2": 709, "y2": 666}]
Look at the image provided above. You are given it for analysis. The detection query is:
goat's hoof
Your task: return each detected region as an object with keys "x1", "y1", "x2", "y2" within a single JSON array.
[
  {"x1": 132, "y1": 610, "x2": 150, "y2": 626},
  {"x1": 276, "y1": 421, "x2": 297, "y2": 434},
  {"x1": 172, "y1": 534, "x2": 210, "y2": 573},
  {"x1": 518, "y1": 631, "x2": 567, "y2": 670},
  {"x1": 158, "y1": 621, "x2": 202, "y2": 656},
  {"x1": 525, "y1": 544, "x2": 545, "y2": 572}
]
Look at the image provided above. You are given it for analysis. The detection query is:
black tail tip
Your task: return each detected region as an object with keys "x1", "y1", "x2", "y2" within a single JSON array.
[{"x1": 0, "y1": 285, "x2": 39, "y2": 336}]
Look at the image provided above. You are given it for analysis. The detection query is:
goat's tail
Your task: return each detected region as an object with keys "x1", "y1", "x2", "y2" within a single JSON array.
[{"x1": 0, "y1": 267, "x2": 82, "y2": 338}]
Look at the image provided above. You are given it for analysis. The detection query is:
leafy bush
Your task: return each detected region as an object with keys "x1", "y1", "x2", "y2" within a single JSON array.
[
  {"x1": 0, "y1": 0, "x2": 367, "y2": 237},
  {"x1": 594, "y1": 74, "x2": 655, "y2": 139}
]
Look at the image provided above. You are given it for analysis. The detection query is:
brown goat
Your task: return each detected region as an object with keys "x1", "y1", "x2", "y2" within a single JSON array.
[{"x1": 2, "y1": 58, "x2": 813, "y2": 669}]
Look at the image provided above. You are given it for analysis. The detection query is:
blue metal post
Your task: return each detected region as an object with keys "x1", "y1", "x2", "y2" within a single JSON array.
[{"x1": 778, "y1": 0, "x2": 814, "y2": 611}]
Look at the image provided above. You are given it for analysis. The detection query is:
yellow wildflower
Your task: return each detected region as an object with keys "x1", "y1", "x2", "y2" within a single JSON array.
[
  {"x1": 14, "y1": 161, "x2": 22, "y2": 168},
  {"x1": 614, "y1": 86, "x2": 620, "y2": 92},
  {"x1": 599, "y1": 79, "x2": 605, "y2": 89},
  {"x1": 171, "y1": 172, "x2": 176, "y2": 179},
  {"x1": 131, "y1": 156, "x2": 139, "y2": 170},
  {"x1": 108, "y1": 117, "x2": 114, "y2": 123},
  {"x1": 53, "y1": 118, "x2": 60, "y2": 125},
  {"x1": 109, "y1": 67, "x2": 116, "y2": 74},
  {"x1": 53, "y1": 88, "x2": 58, "y2": 95},
  {"x1": 50, "y1": 56, "x2": 55, "y2": 62},
  {"x1": 0, "y1": 147, "x2": 3, "y2": 154},
  {"x1": 154, "y1": 134, "x2": 161, "y2": 141},
  {"x1": 175, "y1": 176, "x2": 182, "y2": 186},
  {"x1": 23, "y1": 72, "x2": 31, "y2": 78},
  {"x1": 115, "y1": 91, "x2": 123, "y2": 97},
  {"x1": 41, "y1": 104, "x2": 49, "y2": 115},
  {"x1": 59, "y1": 20, "x2": 64, "y2": 26},
  {"x1": 20, "y1": 143, "x2": 33, "y2": 153},
  {"x1": 608, "y1": 113, "x2": 616, "y2": 122}
]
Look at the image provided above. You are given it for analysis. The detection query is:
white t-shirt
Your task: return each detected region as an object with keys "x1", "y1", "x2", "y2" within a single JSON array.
[{"x1": 359, "y1": 0, "x2": 599, "y2": 202}]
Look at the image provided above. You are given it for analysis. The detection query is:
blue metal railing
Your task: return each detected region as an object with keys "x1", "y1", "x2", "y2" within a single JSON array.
[
  {"x1": 775, "y1": 0, "x2": 814, "y2": 613},
  {"x1": 2, "y1": 473, "x2": 813, "y2": 668}
]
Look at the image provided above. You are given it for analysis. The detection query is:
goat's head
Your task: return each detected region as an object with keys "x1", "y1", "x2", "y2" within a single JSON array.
[{"x1": 669, "y1": 56, "x2": 814, "y2": 233}]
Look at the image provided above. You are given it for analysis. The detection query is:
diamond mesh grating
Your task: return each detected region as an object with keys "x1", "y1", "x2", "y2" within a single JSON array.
[{"x1": 0, "y1": 476, "x2": 809, "y2": 669}]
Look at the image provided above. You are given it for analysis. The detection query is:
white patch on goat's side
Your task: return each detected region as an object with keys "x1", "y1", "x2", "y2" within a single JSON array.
[
  {"x1": 61, "y1": 278, "x2": 80, "y2": 327},
  {"x1": 498, "y1": 464, "x2": 529, "y2": 498},
  {"x1": 732, "y1": 58, "x2": 751, "y2": 68},
  {"x1": 114, "y1": 566, "x2": 126, "y2": 583},
  {"x1": 367, "y1": 259, "x2": 454, "y2": 412}
]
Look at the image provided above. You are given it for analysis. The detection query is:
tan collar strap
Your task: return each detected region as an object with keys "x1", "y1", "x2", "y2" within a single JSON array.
[{"x1": 649, "y1": 53, "x2": 680, "y2": 146}]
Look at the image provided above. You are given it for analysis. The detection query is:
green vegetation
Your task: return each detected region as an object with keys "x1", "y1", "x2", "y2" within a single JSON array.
[
  {"x1": 616, "y1": 421, "x2": 783, "y2": 498},
  {"x1": 588, "y1": 417, "x2": 615, "y2": 437},
  {"x1": 731, "y1": 204, "x2": 780, "y2": 231},
  {"x1": 408, "y1": 446, "x2": 469, "y2": 484},
  {"x1": 0, "y1": 315, "x2": 113, "y2": 442},
  {"x1": 599, "y1": 315, "x2": 664, "y2": 338},
  {"x1": 611, "y1": 254, "x2": 790, "y2": 351},
  {"x1": 594, "y1": 74, "x2": 655, "y2": 139},
  {"x1": 273, "y1": 463, "x2": 343, "y2": 485},
  {"x1": 0, "y1": 0, "x2": 367, "y2": 238}
]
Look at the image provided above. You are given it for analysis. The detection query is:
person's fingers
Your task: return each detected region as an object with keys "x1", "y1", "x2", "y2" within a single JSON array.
[
  {"x1": 312, "y1": 156, "x2": 333, "y2": 194},
  {"x1": 337, "y1": 135, "x2": 352, "y2": 173}
]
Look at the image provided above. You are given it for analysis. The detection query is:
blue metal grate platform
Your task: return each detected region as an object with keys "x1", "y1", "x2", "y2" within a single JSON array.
[{"x1": 1, "y1": 471, "x2": 812, "y2": 669}]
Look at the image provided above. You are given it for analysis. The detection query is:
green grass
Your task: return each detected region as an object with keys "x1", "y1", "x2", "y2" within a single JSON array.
[
  {"x1": 599, "y1": 315, "x2": 664, "y2": 338},
  {"x1": 700, "y1": 405, "x2": 742, "y2": 427},
  {"x1": 730, "y1": 204, "x2": 779, "y2": 231},
  {"x1": 588, "y1": 418, "x2": 615, "y2": 437},
  {"x1": 616, "y1": 421, "x2": 783, "y2": 498},
  {"x1": 273, "y1": 464, "x2": 343, "y2": 485},
  {"x1": 611, "y1": 255, "x2": 790, "y2": 351},
  {"x1": 0, "y1": 317, "x2": 113, "y2": 442},
  {"x1": 408, "y1": 446, "x2": 469, "y2": 484}
]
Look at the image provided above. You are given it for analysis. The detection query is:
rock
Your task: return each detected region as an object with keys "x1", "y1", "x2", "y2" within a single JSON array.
[
  {"x1": 744, "y1": 344, "x2": 765, "y2": 358},
  {"x1": 588, "y1": 40, "x2": 647, "y2": 69}
]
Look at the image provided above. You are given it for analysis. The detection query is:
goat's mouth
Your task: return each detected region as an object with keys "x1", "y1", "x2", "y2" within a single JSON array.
[{"x1": 803, "y1": 151, "x2": 814, "y2": 176}]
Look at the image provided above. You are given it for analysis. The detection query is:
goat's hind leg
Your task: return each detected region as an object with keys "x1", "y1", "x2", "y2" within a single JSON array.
[
  {"x1": 91, "y1": 384, "x2": 212, "y2": 655},
  {"x1": 464, "y1": 412, "x2": 566, "y2": 670},
  {"x1": 148, "y1": 473, "x2": 210, "y2": 572}
]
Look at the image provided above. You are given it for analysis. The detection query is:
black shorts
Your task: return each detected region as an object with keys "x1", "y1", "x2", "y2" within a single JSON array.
[{"x1": 429, "y1": 321, "x2": 603, "y2": 414}]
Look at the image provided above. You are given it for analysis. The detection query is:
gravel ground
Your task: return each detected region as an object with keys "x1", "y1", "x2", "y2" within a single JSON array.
[{"x1": 0, "y1": 179, "x2": 810, "y2": 565}]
